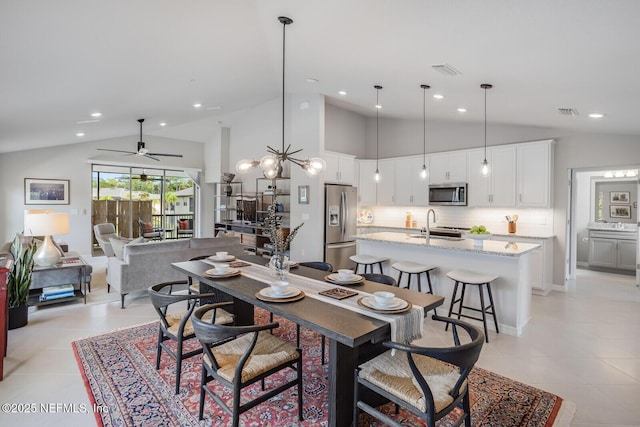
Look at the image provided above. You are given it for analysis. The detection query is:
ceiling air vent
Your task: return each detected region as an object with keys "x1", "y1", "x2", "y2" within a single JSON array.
[
  {"x1": 558, "y1": 108, "x2": 579, "y2": 116},
  {"x1": 432, "y1": 64, "x2": 461, "y2": 76}
]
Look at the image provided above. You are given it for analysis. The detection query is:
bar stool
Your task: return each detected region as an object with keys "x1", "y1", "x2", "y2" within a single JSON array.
[
  {"x1": 446, "y1": 269, "x2": 499, "y2": 343},
  {"x1": 391, "y1": 261, "x2": 437, "y2": 294},
  {"x1": 349, "y1": 254, "x2": 387, "y2": 274}
]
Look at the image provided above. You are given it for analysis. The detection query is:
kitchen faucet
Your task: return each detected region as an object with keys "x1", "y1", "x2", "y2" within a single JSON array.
[{"x1": 425, "y1": 209, "x2": 436, "y2": 241}]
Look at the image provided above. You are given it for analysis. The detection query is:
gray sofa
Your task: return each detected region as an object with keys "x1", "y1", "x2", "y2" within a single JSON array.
[{"x1": 107, "y1": 236, "x2": 242, "y2": 308}]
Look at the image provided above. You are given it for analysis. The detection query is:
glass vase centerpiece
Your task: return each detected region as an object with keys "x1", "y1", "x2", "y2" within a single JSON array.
[{"x1": 264, "y1": 203, "x2": 303, "y2": 280}]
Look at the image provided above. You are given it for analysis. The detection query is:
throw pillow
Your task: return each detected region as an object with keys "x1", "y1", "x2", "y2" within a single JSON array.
[
  {"x1": 140, "y1": 221, "x2": 154, "y2": 233},
  {"x1": 177, "y1": 219, "x2": 189, "y2": 230},
  {"x1": 109, "y1": 238, "x2": 127, "y2": 260}
]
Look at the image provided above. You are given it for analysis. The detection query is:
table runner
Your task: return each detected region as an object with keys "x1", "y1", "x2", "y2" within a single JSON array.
[{"x1": 234, "y1": 262, "x2": 425, "y2": 345}]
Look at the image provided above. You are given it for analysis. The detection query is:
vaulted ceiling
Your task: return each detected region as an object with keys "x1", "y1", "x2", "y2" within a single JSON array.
[{"x1": 2, "y1": 0, "x2": 639, "y2": 153}]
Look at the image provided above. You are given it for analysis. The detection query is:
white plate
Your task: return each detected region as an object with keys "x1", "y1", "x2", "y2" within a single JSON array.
[
  {"x1": 204, "y1": 267, "x2": 239, "y2": 276},
  {"x1": 361, "y1": 296, "x2": 408, "y2": 311},
  {"x1": 259, "y1": 287, "x2": 301, "y2": 299},
  {"x1": 327, "y1": 273, "x2": 363, "y2": 283},
  {"x1": 208, "y1": 255, "x2": 236, "y2": 262}
]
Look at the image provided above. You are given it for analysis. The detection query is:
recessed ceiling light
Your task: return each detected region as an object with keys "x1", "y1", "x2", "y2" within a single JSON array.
[
  {"x1": 338, "y1": 90, "x2": 347, "y2": 96},
  {"x1": 305, "y1": 78, "x2": 319, "y2": 83},
  {"x1": 193, "y1": 103, "x2": 202, "y2": 108},
  {"x1": 457, "y1": 108, "x2": 467, "y2": 113},
  {"x1": 433, "y1": 94, "x2": 444, "y2": 99},
  {"x1": 76, "y1": 132, "x2": 85, "y2": 137},
  {"x1": 375, "y1": 104, "x2": 382, "y2": 109},
  {"x1": 159, "y1": 122, "x2": 167, "y2": 127},
  {"x1": 588, "y1": 113, "x2": 604, "y2": 118},
  {"x1": 90, "y1": 112, "x2": 102, "y2": 117}
]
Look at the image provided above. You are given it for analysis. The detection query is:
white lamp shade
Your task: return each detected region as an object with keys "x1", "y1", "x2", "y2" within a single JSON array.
[{"x1": 24, "y1": 212, "x2": 69, "y2": 236}]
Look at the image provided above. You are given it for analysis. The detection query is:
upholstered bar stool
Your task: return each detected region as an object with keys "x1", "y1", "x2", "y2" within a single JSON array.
[
  {"x1": 349, "y1": 254, "x2": 388, "y2": 274},
  {"x1": 446, "y1": 269, "x2": 500, "y2": 343},
  {"x1": 391, "y1": 261, "x2": 437, "y2": 293}
]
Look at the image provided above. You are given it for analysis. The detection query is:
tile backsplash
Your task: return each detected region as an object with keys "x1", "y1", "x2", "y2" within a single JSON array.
[{"x1": 359, "y1": 205, "x2": 554, "y2": 236}]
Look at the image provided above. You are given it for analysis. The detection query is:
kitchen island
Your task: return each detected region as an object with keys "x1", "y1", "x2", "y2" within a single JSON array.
[{"x1": 356, "y1": 232, "x2": 541, "y2": 336}]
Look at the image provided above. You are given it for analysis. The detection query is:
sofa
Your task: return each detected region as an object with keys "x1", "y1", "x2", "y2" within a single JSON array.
[{"x1": 107, "y1": 236, "x2": 242, "y2": 308}]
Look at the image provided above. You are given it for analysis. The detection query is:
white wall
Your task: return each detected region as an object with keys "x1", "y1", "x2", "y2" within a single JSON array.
[
  {"x1": 324, "y1": 103, "x2": 366, "y2": 157},
  {"x1": 0, "y1": 135, "x2": 205, "y2": 255},
  {"x1": 575, "y1": 171, "x2": 601, "y2": 264}
]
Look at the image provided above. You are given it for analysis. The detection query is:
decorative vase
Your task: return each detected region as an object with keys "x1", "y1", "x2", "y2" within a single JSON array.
[
  {"x1": 269, "y1": 254, "x2": 290, "y2": 281},
  {"x1": 8, "y1": 305, "x2": 28, "y2": 330}
]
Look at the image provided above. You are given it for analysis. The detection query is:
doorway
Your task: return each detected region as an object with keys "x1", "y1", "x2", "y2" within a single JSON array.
[
  {"x1": 566, "y1": 166, "x2": 639, "y2": 286},
  {"x1": 91, "y1": 164, "x2": 196, "y2": 255}
]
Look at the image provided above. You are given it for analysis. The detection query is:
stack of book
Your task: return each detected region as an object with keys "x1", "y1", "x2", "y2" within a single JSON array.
[{"x1": 39, "y1": 284, "x2": 75, "y2": 302}]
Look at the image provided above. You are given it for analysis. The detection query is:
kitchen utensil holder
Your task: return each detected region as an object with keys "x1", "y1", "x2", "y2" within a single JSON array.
[{"x1": 508, "y1": 222, "x2": 516, "y2": 234}]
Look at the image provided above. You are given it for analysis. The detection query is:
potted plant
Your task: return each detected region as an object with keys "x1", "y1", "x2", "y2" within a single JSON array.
[{"x1": 8, "y1": 234, "x2": 36, "y2": 329}]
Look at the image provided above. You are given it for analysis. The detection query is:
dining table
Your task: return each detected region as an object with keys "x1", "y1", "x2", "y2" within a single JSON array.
[{"x1": 172, "y1": 250, "x2": 444, "y2": 427}]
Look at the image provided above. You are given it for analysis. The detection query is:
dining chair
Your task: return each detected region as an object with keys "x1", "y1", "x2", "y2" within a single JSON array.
[
  {"x1": 191, "y1": 303, "x2": 303, "y2": 426},
  {"x1": 360, "y1": 273, "x2": 397, "y2": 286},
  {"x1": 148, "y1": 281, "x2": 234, "y2": 394},
  {"x1": 353, "y1": 315, "x2": 484, "y2": 427},
  {"x1": 270, "y1": 261, "x2": 333, "y2": 364}
]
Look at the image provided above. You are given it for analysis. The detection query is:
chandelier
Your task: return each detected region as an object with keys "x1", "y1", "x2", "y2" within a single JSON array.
[{"x1": 235, "y1": 16, "x2": 325, "y2": 179}]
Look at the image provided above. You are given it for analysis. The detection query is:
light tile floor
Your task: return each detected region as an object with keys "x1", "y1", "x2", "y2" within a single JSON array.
[{"x1": 1, "y1": 257, "x2": 639, "y2": 426}]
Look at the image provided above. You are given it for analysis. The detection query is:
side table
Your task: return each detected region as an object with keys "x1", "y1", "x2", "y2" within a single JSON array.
[{"x1": 30, "y1": 255, "x2": 89, "y2": 306}]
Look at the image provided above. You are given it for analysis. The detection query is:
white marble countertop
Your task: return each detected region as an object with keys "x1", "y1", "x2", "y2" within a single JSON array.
[
  {"x1": 357, "y1": 224, "x2": 555, "y2": 240},
  {"x1": 356, "y1": 232, "x2": 541, "y2": 257},
  {"x1": 587, "y1": 222, "x2": 638, "y2": 232}
]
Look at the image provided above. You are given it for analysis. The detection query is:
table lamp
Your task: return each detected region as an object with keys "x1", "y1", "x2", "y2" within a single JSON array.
[{"x1": 24, "y1": 210, "x2": 70, "y2": 266}]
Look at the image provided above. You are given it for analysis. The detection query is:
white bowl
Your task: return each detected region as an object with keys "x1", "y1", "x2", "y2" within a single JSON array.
[
  {"x1": 216, "y1": 251, "x2": 229, "y2": 258},
  {"x1": 270, "y1": 280, "x2": 290, "y2": 295},
  {"x1": 373, "y1": 291, "x2": 394, "y2": 307},
  {"x1": 337, "y1": 269, "x2": 354, "y2": 280}
]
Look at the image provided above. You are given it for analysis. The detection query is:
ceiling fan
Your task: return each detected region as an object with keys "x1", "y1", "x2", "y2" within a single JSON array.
[{"x1": 97, "y1": 119, "x2": 183, "y2": 161}]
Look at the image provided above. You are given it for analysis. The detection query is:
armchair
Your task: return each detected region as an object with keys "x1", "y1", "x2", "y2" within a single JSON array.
[
  {"x1": 176, "y1": 218, "x2": 193, "y2": 238},
  {"x1": 93, "y1": 223, "x2": 130, "y2": 257},
  {"x1": 138, "y1": 219, "x2": 163, "y2": 240}
]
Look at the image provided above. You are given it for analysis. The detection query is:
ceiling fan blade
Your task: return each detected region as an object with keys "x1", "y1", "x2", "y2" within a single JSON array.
[
  {"x1": 146, "y1": 152, "x2": 183, "y2": 158},
  {"x1": 144, "y1": 154, "x2": 161, "y2": 161},
  {"x1": 97, "y1": 148, "x2": 137, "y2": 155}
]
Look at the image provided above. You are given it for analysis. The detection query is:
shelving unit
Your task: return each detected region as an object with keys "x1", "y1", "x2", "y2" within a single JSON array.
[{"x1": 213, "y1": 181, "x2": 242, "y2": 235}]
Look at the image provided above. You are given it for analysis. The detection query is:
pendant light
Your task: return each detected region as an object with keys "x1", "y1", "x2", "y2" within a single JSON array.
[
  {"x1": 480, "y1": 83, "x2": 492, "y2": 177},
  {"x1": 373, "y1": 85, "x2": 382, "y2": 183},
  {"x1": 235, "y1": 16, "x2": 326, "y2": 178},
  {"x1": 419, "y1": 84, "x2": 430, "y2": 180}
]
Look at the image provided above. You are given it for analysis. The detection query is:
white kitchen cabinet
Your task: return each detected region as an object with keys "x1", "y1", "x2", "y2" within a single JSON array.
[
  {"x1": 500, "y1": 235, "x2": 553, "y2": 295},
  {"x1": 323, "y1": 151, "x2": 355, "y2": 185},
  {"x1": 467, "y1": 146, "x2": 516, "y2": 207},
  {"x1": 395, "y1": 155, "x2": 429, "y2": 206},
  {"x1": 428, "y1": 151, "x2": 467, "y2": 184},
  {"x1": 357, "y1": 160, "x2": 377, "y2": 206},
  {"x1": 376, "y1": 159, "x2": 396, "y2": 205},
  {"x1": 516, "y1": 140, "x2": 554, "y2": 208}
]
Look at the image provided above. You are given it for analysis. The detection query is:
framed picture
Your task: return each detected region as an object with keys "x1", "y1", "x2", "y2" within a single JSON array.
[
  {"x1": 298, "y1": 185, "x2": 309, "y2": 204},
  {"x1": 610, "y1": 191, "x2": 630, "y2": 204},
  {"x1": 610, "y1": 205, "x2": 631, "y2": 218},
  {"x1": 24, "y1": 178, "x2": 70, "y2": 205}
]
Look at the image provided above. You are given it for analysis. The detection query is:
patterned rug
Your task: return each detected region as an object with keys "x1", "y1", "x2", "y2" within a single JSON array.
[{"x1": 73, "y1": 309, "x2": 575, "y2": 426}]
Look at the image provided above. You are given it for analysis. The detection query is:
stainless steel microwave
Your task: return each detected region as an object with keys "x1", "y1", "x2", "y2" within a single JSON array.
[{"x1": 428, "y1": 183, "x2": 468, "y2": 206}]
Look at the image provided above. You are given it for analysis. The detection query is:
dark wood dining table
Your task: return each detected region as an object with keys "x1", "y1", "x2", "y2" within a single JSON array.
[{"x1": 172, "y1": 251, "x2": 444, "y2": 427}]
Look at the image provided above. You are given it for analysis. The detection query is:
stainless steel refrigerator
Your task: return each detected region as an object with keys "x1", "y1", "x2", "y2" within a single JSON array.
[{"x1": 324, "y1": 184, "x2": 357, "y2": 270}]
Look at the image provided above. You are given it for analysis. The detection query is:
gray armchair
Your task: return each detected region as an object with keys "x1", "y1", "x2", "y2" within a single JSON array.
[{"x1": 94, "y1": 223, "x2": 131, "y2": 257}]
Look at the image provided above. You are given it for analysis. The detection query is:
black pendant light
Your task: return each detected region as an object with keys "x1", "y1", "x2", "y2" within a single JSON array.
[
  {"x1": 235, "y1": 16, "x2": 325, "y2": 177},
  {"x1": 374, "y1": 85, "x2": 382, "y2": 183},
  {"x1": 480, "y1": 83, "x2": 492, "y2": 177},
  {"x1": 419, "y1": 84, "x2": 430, "y2": 180}
]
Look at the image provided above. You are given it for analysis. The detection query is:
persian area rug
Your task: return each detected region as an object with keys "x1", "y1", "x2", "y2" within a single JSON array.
[{"x1": 73, "y1": 309, "x2": 575, "y2": 426}]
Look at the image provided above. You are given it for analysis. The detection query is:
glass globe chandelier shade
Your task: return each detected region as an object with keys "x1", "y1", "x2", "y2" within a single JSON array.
[
  {"x1": 480, "y1": 83, "x2": 492, "y2": 178},
  {"x1": 233, "y1": 16, "x2": 325, "y2": 178}
]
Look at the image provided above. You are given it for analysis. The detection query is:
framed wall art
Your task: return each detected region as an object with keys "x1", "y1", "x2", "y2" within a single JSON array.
[
  {"x1": 24, "y1": 178, "x2": 70, "y2": 205},
  {"x1": 610, "y1": 205, "x2": 631, "y2": 218},
  {"x1": 610, "y1": 191, "x2": 630, "y2": 204}
]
